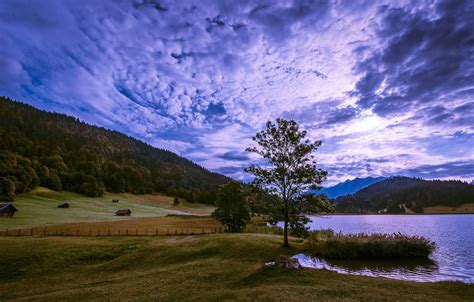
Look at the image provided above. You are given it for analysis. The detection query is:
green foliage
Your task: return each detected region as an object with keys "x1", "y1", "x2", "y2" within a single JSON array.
[
  {"x1": 212, "y1": 181, "x2": 251, "y2": 232},
  {"x1": 335, "y1": 176, "x2": 474, "y2": 213},
  {"x1": 0, "y1": 97, "x2": 229, "y2": 202},
  {"x1": 245, "y1": 118, "x2": 330, "y2": 246},
  {"x1": 0, "y1": 177, "x2": 15, "y2": 202},
  {"x1": 307, "y1": 230, "x2": 436, "y2": 259}
]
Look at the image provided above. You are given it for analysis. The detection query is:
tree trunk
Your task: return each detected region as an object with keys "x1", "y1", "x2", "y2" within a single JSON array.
[{"x1": 283, "y1": 212, "x2": 289, "y2": 247}]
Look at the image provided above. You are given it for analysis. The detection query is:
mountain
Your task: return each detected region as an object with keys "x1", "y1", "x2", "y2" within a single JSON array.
[
  {"x1": 316, "y1": 176, "x2": 386, "y2": 199},
  {"x1": 335, "y1": 176, "x2": 474, "y2": 214},
  {"x1": 0, "y1": 97, "x2": 230, "y2": 203}
]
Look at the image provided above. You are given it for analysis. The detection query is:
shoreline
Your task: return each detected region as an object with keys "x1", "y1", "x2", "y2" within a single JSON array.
[{"x1": 318, "y1": 212, "x2": 474, "y2": 216}]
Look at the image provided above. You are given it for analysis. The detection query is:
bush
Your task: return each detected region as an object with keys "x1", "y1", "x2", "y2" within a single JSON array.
[
  {"x1": 173, "y1": 196, "x2": 180, "y2": 205},
  {"x1": 0, "y1": 177, "x2": 16, "y2": 202},
  {"x1": 306, "y1": 230, "x2": 435, "y2": 259}
]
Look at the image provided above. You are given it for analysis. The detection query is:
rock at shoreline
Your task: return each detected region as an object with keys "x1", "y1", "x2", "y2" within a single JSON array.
[{"x1": 265, "y1": 257, "x2": 301, "y2": 269}]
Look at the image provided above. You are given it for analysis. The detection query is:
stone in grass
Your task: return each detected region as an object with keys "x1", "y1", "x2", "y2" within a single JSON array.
[{"x1": 264, "y1": 257, "x2": 301, "y2": 269}]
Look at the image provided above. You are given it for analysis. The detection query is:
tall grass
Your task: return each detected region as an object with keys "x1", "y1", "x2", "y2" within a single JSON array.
[{"x1": 306, "y1": 229, "x2": 435, "y2": 259}]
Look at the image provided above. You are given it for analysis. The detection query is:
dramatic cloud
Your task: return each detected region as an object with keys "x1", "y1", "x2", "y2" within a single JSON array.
[{"x1": 0, "y1": 0, "x2": 472, "y2": 185}]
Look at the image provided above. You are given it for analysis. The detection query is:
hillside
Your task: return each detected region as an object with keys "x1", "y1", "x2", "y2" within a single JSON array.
[
  {"x1": 0, "y1": 97, "x2": 230, "y2": 203},
  {"x1": 0, "y1": 187, "x2": 214, "y2": 230},
  {"x1": 335, "y1": 176, "x2": 474, "y2": 214},
  {"x1": 317, "y1": 176, "x2": 386, "y2": 199}
]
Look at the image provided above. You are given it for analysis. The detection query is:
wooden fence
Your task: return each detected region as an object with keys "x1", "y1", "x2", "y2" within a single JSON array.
[{"x1": 0, "y1": 227, "x2": 224, "y2": 237}]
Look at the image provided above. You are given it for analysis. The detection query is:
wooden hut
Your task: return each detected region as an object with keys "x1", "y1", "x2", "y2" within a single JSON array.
[
  {"x1": 0, "y1": 203, "x2": 18, "y2": 217},
  {"x1": 58, "y1": 202, "x2": 70, "y2": 208},
  {"x1": 115, "y1": 209, "x2": 131, "y2": 216},
  {"x1": 112, "y1": 199, "x2": 119, "y2": 203}
]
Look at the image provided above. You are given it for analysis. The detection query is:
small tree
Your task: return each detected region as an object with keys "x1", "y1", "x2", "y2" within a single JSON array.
[
  {"x1": 245, "y1": 118, "x2": 330, "y2": 247},
  {"x1": 212, "y1": 181, "x2": 251, "y2": 232},
  {"x1": 173, "y1": 196, "x2": 180, "y2": 205}
]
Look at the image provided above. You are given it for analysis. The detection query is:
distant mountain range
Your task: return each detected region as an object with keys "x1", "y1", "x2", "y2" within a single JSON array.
[
  {"x1": 316, "y1": 176, "x2": 386, "y2": 198},
  {"x1": 335, "y1": 176, "x2": 474, "y2": 214}
]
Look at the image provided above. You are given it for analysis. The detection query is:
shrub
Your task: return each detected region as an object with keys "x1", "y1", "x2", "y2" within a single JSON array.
[{"x1": 306, "y1": 230, "x2": 435, "y2": 259}]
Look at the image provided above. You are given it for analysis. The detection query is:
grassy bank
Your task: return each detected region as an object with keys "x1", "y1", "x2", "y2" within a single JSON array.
[
  {"x1": 306, "y1": 230, "x2": 435, "y2": 259},
  {"x1": 0, "y1": 187, "x2": 214, "y2": 229},
  {"x1": 0, "y1": 234, "x2": 472, "y2": 301}
]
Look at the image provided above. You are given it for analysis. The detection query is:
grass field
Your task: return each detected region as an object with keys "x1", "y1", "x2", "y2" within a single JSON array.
[
  {"x1": 0, "y1": 216, "x2": 223, "y2": 236},
  {"x1": 0, "y1": 187, "x2": 214, "y2": 230},
  {"x1": 0, "y1": 234, "x2": 472, "y2": 301},
  {"x1": 423, "y1": 203, "x2": 474, "y2": 214}
]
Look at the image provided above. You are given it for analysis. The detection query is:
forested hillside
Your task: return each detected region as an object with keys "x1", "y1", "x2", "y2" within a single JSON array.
[
  {"x1": 0, "y1": 97, "x2": 230, "y2": 203},
  {"x1": 335, "y1": 176, "x2": 474, "y2": 213}
]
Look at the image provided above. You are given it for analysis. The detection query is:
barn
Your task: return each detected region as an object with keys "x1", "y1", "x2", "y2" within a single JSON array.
[
  {"x1": 0, "y1": 203, "x2": 18, "y2": 217},
  {"x1": 58, "y1": 202, "x2": 70, "y2": 208},
  {"x1": 115, "y1": 209, "x2": 131, "y2": 216}
]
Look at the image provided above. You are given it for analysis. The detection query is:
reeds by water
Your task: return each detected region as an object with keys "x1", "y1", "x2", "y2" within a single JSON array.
[{"x1": 307, "y1": 229, "x2": 436, "y2": 259}]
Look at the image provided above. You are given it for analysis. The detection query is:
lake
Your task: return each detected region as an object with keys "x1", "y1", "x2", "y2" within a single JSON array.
[{"x1": 297, "y1": 214, "x2": 474, "y2": 283}]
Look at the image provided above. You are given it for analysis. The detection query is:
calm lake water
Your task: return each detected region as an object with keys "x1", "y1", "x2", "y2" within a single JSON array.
[{"x1": 297, "y1": 214, "x2": 474, "y2": 283}]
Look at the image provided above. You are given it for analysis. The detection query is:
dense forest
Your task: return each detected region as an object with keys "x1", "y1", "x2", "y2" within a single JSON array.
[
  {"x1": 0, "y1": 97, "x2": 230, "y2": 203},
  {"x1": 335, "y1": 176, "x2": 474, "y2": 213}
]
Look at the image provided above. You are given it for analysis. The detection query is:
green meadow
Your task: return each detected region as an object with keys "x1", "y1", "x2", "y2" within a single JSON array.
[
  {"x1": 0, "y1": 187, "x2": 213, "y2": 229},
  {"x1": 0, "y1": 234, "x2": 472, "y2": 301}
]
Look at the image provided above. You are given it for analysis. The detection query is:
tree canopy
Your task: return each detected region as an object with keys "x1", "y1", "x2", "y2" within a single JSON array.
[{"x1": 212, "y1": 181, "x2": 251, "y2": 232}]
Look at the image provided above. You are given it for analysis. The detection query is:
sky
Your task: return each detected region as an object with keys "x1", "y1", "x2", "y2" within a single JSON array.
[{"x1": 0, "y1": 0, "x2": 473, "y2": 185}]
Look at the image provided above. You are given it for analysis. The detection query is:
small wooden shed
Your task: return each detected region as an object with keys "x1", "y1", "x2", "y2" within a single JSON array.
[
  {"x1": 115, "y1": 209, "x2": 131, "y2": 216},
  {"x1": 58, "y1": 202, "x2": 70, "y2": 208},
  {"x1": 0, "y1": 203, "x2": 18, "y2": 217}
]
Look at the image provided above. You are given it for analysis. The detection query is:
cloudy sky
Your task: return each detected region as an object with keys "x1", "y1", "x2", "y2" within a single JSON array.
[{"x1": 1, "y1": 0, "x2": 473, "y2": 185}]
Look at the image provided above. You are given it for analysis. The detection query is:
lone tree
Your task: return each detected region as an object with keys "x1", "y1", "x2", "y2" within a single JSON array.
[
  {"x1": 245, "y1": 118, "x2": 330, "y2": 247},
  {"x1": 173, "y1": 196, "x2": 180, "y2": 205},
  {"x1": 212, "y1": 181, "x2": 251, "y2": 232}
]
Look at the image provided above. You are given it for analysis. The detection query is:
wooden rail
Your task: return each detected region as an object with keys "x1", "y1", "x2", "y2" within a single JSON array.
[{"x1": 0, "y1": 227, "x2": 224, "y2": 237}]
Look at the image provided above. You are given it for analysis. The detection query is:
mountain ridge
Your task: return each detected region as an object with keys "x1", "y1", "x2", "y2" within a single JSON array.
[
  {"x1": 0, "y1": 97, "x2": 230, "y2": 203},
  {"x1": 315, "y1": 176, "x2": 386, "y2": 198},
  {"x1": 335, "y1": 176, "x2": 474, "y2": 213}
]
